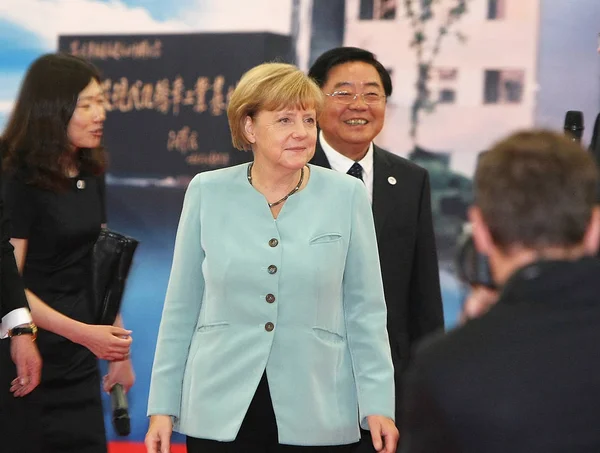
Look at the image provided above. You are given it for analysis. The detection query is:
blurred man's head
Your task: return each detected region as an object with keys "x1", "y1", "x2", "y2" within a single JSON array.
[
  {"x1": 308, "y1": 47, "x2": 392, "y2": 160},
  {"x1": 469, "y1": 130, "x2": 600, "y2": 285}
]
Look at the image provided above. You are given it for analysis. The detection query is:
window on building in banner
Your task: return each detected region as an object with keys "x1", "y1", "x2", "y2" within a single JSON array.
[
  {"x1": 360, "y1": 0, "x2": 396, "y2": 20},
  {"x1": 487, "y1": 0, "x2": 506, "y2": 20},
  {"x1": 384, "y1": 67, "x2": 394, "y2": 102},
  {"x1": 439, "y1": 89, "x2": 456, "y2": 104},
  {"x1": 434, "y1": 68, "x2": 458, "y2": 104},
  {"x1": 484, "y1": 69, "x2": 524, "y2": 104}
]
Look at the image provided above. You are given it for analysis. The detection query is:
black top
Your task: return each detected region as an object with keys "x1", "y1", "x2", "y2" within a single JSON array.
[
  {"x1": 3, "y1": 173, "x2": 105, "y2": 315},
  {"x1": 3, "y1": 172, "x2": 105, "y2": 380},
  {"x1": 401, "y1": 257, "x2": 600, "y2": 453}
]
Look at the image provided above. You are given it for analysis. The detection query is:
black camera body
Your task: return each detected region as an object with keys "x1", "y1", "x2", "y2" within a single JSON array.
[{"x1": 455, "y1": 224, "x2": 495, "y2": 289}]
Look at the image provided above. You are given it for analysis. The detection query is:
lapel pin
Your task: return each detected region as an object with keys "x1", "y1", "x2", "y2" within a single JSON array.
[
  {"x1": 387, "y1": 176, "x2": 397, "y2": 185},
  {"x1": 76, "y1": 179, "x2": 86, "y2": 190}
]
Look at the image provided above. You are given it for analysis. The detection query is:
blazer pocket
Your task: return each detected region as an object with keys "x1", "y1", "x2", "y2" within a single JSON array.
[
  {"x1": 312, "y1": 327, "x2": 345, "y2": 344},
  {"x1": 196, "y1": 321, "x2": 230, "y2": 333},
  {"x1": 309, "y1": 232, "x2": 343, "y2": 245}
]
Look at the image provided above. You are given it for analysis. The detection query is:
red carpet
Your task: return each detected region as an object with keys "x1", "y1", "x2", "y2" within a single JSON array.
[{"x1": 109, "y1": 442, "x2": 187, "y2": 452}]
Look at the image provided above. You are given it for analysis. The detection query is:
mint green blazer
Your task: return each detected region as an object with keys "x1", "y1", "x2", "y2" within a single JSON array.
[{"x1": 147, "y1": 164, "x2": 395, "y2": 446}]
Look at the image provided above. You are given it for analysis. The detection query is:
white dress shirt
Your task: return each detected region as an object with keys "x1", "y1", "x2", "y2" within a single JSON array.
[
  {"x1": 0, "y1": 308, "x2": 32, "y2": 339},
  {"x1": 319, "y1": 131, "x2": 374, "y2": 203}
]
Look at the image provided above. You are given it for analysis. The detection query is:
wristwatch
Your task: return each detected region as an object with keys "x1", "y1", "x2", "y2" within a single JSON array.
[{"x1": 8, "y1": 323, "x2": 38, "y2": 341}]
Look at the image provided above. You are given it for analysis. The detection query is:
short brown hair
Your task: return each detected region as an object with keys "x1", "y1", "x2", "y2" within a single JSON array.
[
  {"x1": 227, "y1": 63, "x2": 324, "y2": 151},
  {"x1": 475, "y1": 129, "x2": 598, "y2": 251}
]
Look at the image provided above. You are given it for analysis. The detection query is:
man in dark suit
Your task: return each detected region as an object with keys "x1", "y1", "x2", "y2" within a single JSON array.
[
  {"x1": 401, "y1": 130, "x2": 600, "y2": 453},
  {"x1": 308, "y1": 47, "x2": 444, "y2": 452},
  {"x1": 0, "y1": 157, "x2": 42, "y2": 452}
]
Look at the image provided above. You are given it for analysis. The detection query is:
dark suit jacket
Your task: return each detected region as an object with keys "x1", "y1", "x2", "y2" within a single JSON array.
[
  {"x1": 0, "y1": 158, "x2": 29, "y2": 319},
  {"x1": 401, "y1": 258, "x2": 600, "y2": 453},
  {"x1": 590, "y1": 113, "x2": 600, "y2": 201},
  {"x1": 311, "y1": 142, "x2": 444, "y2": 419},
  {"x1": 590, "y1": 112, "x2": 600, "y2": 158}
]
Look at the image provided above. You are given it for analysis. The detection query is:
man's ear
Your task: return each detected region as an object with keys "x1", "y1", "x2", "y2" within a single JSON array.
[
  {"x1": 243, "y1": 116, "x2": 256, "y2": 145},
  {"x1": 583, "y1": 206, "x2": 600, "y2": 256},
  {"x1": 469, "y1": 206, "x2": 493, "y2": 256}
]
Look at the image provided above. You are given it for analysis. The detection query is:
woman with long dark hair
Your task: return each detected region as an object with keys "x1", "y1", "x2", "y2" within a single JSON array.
[{"x1": 1, "y1": 53, "x2": 134, "y2": 453}]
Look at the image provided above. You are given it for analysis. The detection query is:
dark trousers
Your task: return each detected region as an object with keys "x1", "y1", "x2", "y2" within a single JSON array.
[
  {"x1": 187, "y1": 373, "x2": 358, "y2": 453},
  {"x1": 0, "y1": 338, "x2": 42, "y2": 453}
]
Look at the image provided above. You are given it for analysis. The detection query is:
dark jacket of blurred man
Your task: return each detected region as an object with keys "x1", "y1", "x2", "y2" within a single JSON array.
[
  {"x1": 309, "y1": 47, "x2": 444, "y2": 452},
  {"x1": 401, "y1": 130, "x2": 600, "y2": 453}
]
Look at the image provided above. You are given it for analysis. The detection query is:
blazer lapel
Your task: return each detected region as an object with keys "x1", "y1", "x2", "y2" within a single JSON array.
[
  {"x1": 372, "y1": 146, "x2": 396, "y2": 235},
  {"x1": 310, "y1": 140, "x2": 332, "y2": 169}
]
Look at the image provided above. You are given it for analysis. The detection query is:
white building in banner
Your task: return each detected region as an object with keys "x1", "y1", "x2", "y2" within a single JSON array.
[{"x1": 342, "y1": 0, "x2": 542, "y2": 175}]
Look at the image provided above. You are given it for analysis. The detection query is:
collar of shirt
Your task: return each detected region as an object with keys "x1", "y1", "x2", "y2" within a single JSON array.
[{"x1": 318, "y1": 130, "x2": 374, "y2": 203}]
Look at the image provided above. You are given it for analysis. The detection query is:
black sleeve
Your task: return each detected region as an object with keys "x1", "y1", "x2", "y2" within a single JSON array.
[
  {"x1": 0, "y1": 169, "x2": 30, "y2": 317},
  {"x1": 408, "y1": 171, "x2": 445, "y2": 343}
]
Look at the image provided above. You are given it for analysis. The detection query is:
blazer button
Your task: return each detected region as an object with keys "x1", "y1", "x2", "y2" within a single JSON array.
[
  {"x1": 267, "y1": 265, "x2": 277, "y2": 274},
  {"x1": 269, "y1": 238, "x2": 279, "y2": 247},
  {"x1": 265, "y1": 294, "x2": 276, "y2": 303},
  {"x1": 265, "y1": 322, "x2": 275, "y2": 332}
]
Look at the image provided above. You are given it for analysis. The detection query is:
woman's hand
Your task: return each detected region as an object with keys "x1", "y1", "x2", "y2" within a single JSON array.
[
  {"x1": 103, "y1": 358, "x2": 135, "y2": 393},
  {"x1": 366, "y1": 415, "x2": 399, "y2": 453},
  {"x1": 77, "y1": 324, "x2": 132, "y2": 361},
  {"x1": 145, "y1": 415, "x2": 173, "y2": 453},
  {"x1": 9, "y1": 334, "x2": 42, "y2": 397},
  {"x1": 460, "y1": 285, "x2": 499, "y2": 324}
]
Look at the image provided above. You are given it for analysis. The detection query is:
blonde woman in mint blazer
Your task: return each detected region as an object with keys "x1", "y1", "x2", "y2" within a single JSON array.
[{"x1": 145, "y1": 63, "x2": 398, "y2": 453}]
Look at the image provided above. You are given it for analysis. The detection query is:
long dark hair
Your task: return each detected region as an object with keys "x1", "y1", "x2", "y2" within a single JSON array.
[{"x1": 2, "y1": 53, "x2": 106, "y2": 191}]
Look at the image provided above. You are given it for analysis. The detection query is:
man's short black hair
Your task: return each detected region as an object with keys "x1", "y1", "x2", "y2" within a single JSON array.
[{"x1": 308, "y1": 47, "x2": 393, "y2": 97}]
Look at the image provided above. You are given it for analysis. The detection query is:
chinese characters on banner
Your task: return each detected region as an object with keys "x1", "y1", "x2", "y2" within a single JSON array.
[
  {"x1": 59, "y1": 33, "x2": 292, "y2": 179},
  {"x1": 103, "y1": 75, "x2": 232, "y2": 117}
]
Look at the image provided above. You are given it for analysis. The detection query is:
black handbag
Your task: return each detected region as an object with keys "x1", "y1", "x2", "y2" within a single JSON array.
[
  {"x1": 93, "y1": 228, "x2": 138, "y2": 437},
  {"x1": 92, "y1": 228, "x2": 139, "y2": 326}
]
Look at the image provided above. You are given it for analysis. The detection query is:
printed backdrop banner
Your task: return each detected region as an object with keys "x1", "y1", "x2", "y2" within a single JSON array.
[
  {"x1": 59, "y1": 33, "x2": 292, "y2": 179},
  {"x1": 58, "y1": 33, "x2": 292, "y2": 443}
]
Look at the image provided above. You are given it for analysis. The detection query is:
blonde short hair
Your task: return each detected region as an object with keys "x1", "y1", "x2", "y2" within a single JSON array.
[{"x1": 227, "y1": 62, "x2": 324, "y2": 151}]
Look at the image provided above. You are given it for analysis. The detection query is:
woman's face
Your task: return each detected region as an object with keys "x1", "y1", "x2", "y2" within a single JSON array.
[
  {"x1": 244, "y1": 106, "x2": 317, "y2": 171},
  {"x1": 67, "y1": 78, "x2": 106, "y2": 151}
]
